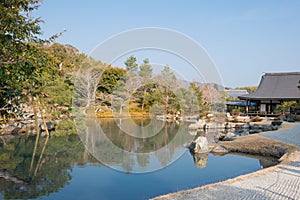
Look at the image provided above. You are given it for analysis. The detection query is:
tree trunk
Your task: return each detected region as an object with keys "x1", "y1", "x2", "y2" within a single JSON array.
[
  {"x1": 165, "y1": 87, "x2": 169, "y2": 113},
  {"x1": 34, "y1": 135, "x2": 49, "y2": 177},
  {"x1": 29, "y1": 99, "x2": 40, "y2": 175},
  {"x1": 141, "y1": 88, "x2": 147, "y2": 111}
]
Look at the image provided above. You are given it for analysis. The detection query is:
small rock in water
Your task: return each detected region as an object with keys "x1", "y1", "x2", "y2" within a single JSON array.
[
  {"x1": 223, "y1": 132, "x2": 236, "y2": 141},
  {"x1": 240, "y1": 130, "x2": 249, "y2": 136},
  {"x1": 242, "y1": 123, "x2": 250, "y2": 129},
  {"x1": 262, "y1": 125, "x2": 271, "y2": 131},
  {"x1": 212, "y1": 145, "x2": 229, "y2": 153}
]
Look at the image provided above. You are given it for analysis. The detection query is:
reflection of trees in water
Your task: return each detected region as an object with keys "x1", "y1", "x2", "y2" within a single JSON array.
[
  {"x1": 122, "y1": 156, "x2": 135, "y2": 173},
  {"x1": 136, "y1": 154, "x2": 150, "y2": 168},
  {"x1": 100, "y1": 119, "x2": 190, "y2": 154},
  {"x1": 0, "y1": 135, "x2": 92, "y2": 199},
  {"x1": 80, "y1": 118, "x2": 194, "y2": 171},
  {"x1": 155, "y1": 147, "x2": 172, "y2": 168}
]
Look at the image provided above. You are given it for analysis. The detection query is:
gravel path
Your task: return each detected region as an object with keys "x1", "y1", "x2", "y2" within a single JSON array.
[
  {"x1": 262, "y1": 123, "x2": 300, "y2": 149},
  {"x1": 153, "y1": 122, "x2": 300, "y2": 200}
]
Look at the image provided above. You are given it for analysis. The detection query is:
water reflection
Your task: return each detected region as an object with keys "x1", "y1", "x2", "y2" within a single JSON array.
[
  {"x1": 0, "y1": 119, "x2": 194, "y2": 198},
  {"x1": 77, "y1": 118, "x2": 194, "y2": 172},
  {"x1": 0, "y1": 134, "x2": 93, "y2": 199},
  {"x1": 0, "y1": 119, "x2": 279, "y2": 199},
  {"x1": 188, "y1": 131, "x2": 209, "y2": 168},
  {"x1": 192, "y1": 153, "x2": 209, "y2": 168},
  {"x1": 188, "y1": 130, "x2": 279, "y2": 169}
]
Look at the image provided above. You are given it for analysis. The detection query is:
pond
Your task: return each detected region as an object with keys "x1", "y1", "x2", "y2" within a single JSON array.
[{"x1": 0, "y1": 119, "x2": 278, "y2": 200}]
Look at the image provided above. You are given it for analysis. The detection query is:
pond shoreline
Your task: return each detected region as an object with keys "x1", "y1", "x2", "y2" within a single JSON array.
[
  {"x1": 152, "y1": 151, "x2": 300, "y2": 200},
  {"x1": 153, "y1": 122, "x2": 300, "y2": 200}
]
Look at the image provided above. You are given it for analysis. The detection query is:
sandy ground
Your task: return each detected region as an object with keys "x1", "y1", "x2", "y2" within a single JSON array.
[{"x1": 152, "y1": 123, "x2": 300, "y2": 200}]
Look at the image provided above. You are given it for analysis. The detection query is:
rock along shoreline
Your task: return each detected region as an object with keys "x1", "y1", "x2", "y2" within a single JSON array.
[{"x1": 152, "y1": 123, "x2": 300, "y2": 200}]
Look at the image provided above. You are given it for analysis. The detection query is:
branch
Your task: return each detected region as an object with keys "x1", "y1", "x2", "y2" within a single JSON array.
[{"x1": 0, "y1": 60, "x2": 23, "y2": 65}]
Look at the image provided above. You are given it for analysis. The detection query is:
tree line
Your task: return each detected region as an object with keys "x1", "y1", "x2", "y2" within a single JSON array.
[
  {"x1": 0, "y1": 0, "x2": 223, "y2": 120},
  {"x1": 94, "y1": 56, "x2": 224, "y2": 116}
]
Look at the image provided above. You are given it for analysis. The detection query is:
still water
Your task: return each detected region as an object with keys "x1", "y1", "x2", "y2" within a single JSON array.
[{"x1": 0, "y1": 119, "x2": 278, "y2": 200}]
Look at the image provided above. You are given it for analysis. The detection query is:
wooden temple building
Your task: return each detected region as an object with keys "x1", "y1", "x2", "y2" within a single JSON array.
[{"x1": 237, "y1": 72, "x2": 300, "y2": 115}]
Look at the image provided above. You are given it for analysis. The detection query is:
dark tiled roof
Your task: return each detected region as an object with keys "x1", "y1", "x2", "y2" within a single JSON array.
[{"x1": 239, "y1": 72, "x2": 300, "y2": 100}]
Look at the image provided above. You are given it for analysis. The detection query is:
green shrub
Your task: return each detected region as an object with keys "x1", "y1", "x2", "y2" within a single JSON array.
[{"x1": 52, "y1": 119, "x2": 77, "y2": 136}]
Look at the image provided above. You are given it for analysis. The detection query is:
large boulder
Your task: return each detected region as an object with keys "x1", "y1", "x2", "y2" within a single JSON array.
[
  {"x1": 189, "y1": 136, "x2": 209, "y2": 153},
  {"x1": 217, "y1": 131, "x2": 237, "y2": 141}
]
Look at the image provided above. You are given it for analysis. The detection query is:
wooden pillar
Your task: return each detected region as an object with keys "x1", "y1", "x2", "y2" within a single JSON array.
[{"x1": 270, "y1": 100, "x2": 273, "y2": 114}]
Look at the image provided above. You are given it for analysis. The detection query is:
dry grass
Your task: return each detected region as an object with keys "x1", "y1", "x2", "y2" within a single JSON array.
[
  {"x1": 96, "y1": 110, "x2": 152, "y2": 118},
  {"x1": 219, "y1": 134, "x2": 297, "y2": 158}
]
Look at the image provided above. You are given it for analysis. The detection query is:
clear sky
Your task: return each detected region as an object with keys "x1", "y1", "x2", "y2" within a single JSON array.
[{"x1": 34, "y1": 0, "x2": 300, "y2": 87}]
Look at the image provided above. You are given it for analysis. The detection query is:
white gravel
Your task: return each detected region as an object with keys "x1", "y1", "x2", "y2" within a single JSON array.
[{"x1": 152, "y1": 123, "x2": 300, "y2": 200}]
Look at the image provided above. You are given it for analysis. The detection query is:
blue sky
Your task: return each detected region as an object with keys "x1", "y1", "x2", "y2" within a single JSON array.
[{"x1": 34, "y1": 0, "x2": 300, "y2": 87}]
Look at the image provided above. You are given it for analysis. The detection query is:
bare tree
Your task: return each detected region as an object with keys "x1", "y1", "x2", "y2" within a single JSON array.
[{"x1": 74, "y1": 59, "x2": 105, "y2": 114}]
